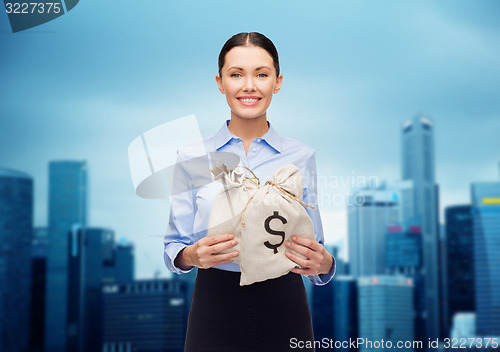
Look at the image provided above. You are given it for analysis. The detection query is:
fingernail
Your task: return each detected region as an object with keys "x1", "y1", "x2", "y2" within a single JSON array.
[
  {"x1": 233, "y1": 251, "x2": 238, "y2": 257},
  {"x1": 229, "y1": 234, "x2": 234, "y2": 239},
  {"x1": 286, "y1": 251, "x2": 291, "y2": 257},
  {"x1": 232, "y1": 240, "x2": 237, "y2": 245},
  {"x1": 285, "y1": 241, "x2": 291, "y2": 246},
  {"x1": 292, "y1": 236, "x2": 297, "y2": 241}
]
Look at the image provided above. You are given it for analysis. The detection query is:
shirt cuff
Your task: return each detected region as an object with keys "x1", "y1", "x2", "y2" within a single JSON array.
[
  {"x1": 164, "y1": 242, "x2": 195, "y2": 275},
  {"x1": 307, "y1": 254, "x2": 336, "y2": 286}
]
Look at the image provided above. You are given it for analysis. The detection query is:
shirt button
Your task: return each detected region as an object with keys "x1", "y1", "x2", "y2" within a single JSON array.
[
  {"x1": 252, "y1": 147, "x2": 256, "y2": 152},
  {"x1": 257, "y1": 138, "x2": 261, "y2": 142}
]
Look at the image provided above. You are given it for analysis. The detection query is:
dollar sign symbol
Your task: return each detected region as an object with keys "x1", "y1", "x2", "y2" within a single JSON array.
[{"x1": 264, "y1": 211, "x2": 287, "y2": 254}]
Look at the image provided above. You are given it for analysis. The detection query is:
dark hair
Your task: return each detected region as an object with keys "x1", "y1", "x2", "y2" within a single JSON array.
[{"x1": 218, "y1": 32, "x2": 280, "y2": 77}]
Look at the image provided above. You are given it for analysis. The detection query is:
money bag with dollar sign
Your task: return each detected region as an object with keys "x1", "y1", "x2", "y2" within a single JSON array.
[{"x1": 206, "y1": 161, "x2": 315, "y2": 286}]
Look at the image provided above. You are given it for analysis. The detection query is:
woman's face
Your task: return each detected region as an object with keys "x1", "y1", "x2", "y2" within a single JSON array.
[{"x1": 216, "y1": 45, "x2": 283, "y2": 121}]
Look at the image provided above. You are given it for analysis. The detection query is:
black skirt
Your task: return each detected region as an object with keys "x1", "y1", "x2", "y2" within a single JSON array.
[{"x1": 184, "y1": 267, "x2": 315, "y2": 352}]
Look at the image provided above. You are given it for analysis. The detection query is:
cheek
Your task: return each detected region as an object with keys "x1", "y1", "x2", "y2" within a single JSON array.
[
  {"x1": 257, "y1": 82, "x2": 275, "y2": 96},
  {"x1": 224, "y1": 82, "x2": 240, "y2": 96}
]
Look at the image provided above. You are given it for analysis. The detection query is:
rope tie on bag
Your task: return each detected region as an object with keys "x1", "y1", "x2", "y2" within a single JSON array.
[
  {"x1": 235, "y1": 165, "x2": 260, "y2": 186},
  {"x1": 264, "y1": 180, "x2": 316, "y2": 209},
  {"x1": 235, "y1": 166, "x2": 316, "y2": 227}
]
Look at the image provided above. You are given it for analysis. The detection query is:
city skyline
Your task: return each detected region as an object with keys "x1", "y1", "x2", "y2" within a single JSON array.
[
  {"x1": 1, "y1": 0, "x2": 500, "y2": 278},
  {"x1": 0, "y1": 143, "x2": 497, "y2": 349}
]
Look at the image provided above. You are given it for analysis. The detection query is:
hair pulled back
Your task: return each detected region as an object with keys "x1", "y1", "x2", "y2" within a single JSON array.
[{"x1": 218, "y1": 32, "x2": 280, "y2": 78}]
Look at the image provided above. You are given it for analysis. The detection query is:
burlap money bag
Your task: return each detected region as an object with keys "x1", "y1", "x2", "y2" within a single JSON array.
[
  {"x1": 205, "y1": 161, "x2": 260, "y2": 263},
  {"x1": 206, "y1": 162, "x2": 315, "y2": 286},
  {"x1": 237, "y1": 164, "x2": 315, "y2": 285}
]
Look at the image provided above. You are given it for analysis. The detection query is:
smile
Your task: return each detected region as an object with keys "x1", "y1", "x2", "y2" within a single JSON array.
[{"x1": 237, "y1": 97, "x2": 262, "y2": 106}]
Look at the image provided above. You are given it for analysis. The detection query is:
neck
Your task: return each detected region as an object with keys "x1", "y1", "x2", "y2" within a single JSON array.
[{"x1": 227, "y1": 113, "x2": 269, "y2": 141}]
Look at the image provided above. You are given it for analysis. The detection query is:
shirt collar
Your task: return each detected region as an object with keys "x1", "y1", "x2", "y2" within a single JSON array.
[{"x1": 214, "y1": 119, "x2": 282, "y2": 153}]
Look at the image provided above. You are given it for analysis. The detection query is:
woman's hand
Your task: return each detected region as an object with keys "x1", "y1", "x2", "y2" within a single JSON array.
[
  {"x1": 284, "y1": 235, "x2": 333, "y2": 276},
  {"x1": 175, "y1": 234, "x2": 239, "y2": 270}
]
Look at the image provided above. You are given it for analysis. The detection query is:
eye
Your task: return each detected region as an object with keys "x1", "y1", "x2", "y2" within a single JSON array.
[
  {"x1": 231, "y1": 73, "x2": 241, "y2": 78},
  {"x1": 258, "y1": 73, "x2": 268, "y2": 78}
]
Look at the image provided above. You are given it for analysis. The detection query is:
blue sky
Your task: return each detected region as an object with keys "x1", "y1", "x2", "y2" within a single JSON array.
[{"x1": 1, "y1": 0, "x2": 499, "y2": 278}]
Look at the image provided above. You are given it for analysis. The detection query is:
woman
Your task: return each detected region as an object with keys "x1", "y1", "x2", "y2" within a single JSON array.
[{"x1": 163, "y1": 32, "x2": 336, "y2": 352}]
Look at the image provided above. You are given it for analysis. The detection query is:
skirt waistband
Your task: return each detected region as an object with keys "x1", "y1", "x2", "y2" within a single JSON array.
[{"x1": 195, "y1": 267, "x2": 304, "y2": 291}]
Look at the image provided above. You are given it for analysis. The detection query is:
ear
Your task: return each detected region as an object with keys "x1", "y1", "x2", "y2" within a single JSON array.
[
  {"x1": 273, "y1": 74, "x2": 283, "y2": 94},
  {"x1": 215, "y1": 74, "x2": 225, "y2": 94}
]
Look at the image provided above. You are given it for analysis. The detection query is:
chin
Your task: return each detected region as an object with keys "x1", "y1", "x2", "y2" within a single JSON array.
[{"x1": 231, "y1": 110, "x2": 267, "y2": 120}]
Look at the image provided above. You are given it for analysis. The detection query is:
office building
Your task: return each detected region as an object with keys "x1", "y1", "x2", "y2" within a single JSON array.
[
  {"x1": 45, "y1": 161, "x2": 87, "y2": 352},
  {"x1": 330, "y1": 245, "x2": 347, "y2": 276},
  {"x1": 386, "y1": 224, "x2": 422, "y2": 270},
  {"x1": 334, "y1": 276, "x2": 358, "y2": 348},
  {"x1": 172, "y1": 266, "x2": 198, "y2": 310},
  {"x1": 348, "y1": 180, "x2": 413, "y2": 277},
  {"x1": 102, "y1": 279, "x2": 189, "y2": 352},
  {"x1": 310, "y1": 245, "x2": 341, "y2": 340},
  {"x1": 401, "y1": 114, "x2": 440, "y2": 339},
  {"x1": 0, "y1": 168, "x2": 33, "y2": 352},
  {"x1": 30, "y1": 227, "x2": 49, "y2": 352},
  {"x1": 386, "y1": 223, "x2": 426, "y2": 342},
  {"x1": 444, "y1": 205, "x2": 474, "y2": 337},
  {"x1": 358, "y1": 276, "x2": 414, "y2": 352},
  {"x1": 451, "y1": 312, "x2": 476, "y2": 339},
  {"x1": 67, "y1": 228, "x2": 115, "y2": 352},
  {"x1": 66, "y1": 228, "x2": 135, "y2": 352},
  {"x1": 471, "y1": 182, "x2": 500, "y2": 336},
  {"x1": 112, "y1": 241, "x2": 135, "y2": 283},
  {"x1": 312, "y1": 273, "x2": 335, "y2": 340}
]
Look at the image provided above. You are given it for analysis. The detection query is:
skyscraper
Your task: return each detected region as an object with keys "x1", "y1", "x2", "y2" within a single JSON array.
[
  {"x1": 102, "y1": 279, "x2": 189, "y2": 352},
  {"x1": 311, "y1": 245, "x2": 340, "y2": 340},
  {"x1": 333, "y1": 276, "x2": 358, "y2": 348},
  {"x1": 312, "y1": 273, "x2": 334, "y2": 340},
  {"x1": 112, "y1": 241, "x2": 135, "y2": 283},
  {"x1": 30, "y1": 227, "x2": 49, "y2": 352},
  {"x1": 67, "y1": 227, "x2": 116, "y2": 352},
  {"x1": 348, "y1": 180, "x2": 413, "y2": 276},
  {"x1": 471, "y1": 181, "x2": 500, "y2": 336},
  {"x1": 45, "y1": 161, "x2": 87, "y2": 352},
  {"x1": 401, "y1": 114, "x2": 440, "y2": 339},
  {"x1": 0, "y1": 168, "x2": 33, "y2": 352},
  {"x1": 386, "y1": 223, "x2": 426, "y2": 342},
  {"x1": 358, "y1": 276, "x2": 414, "y2": 352},
  {"x1": 444, "y1": 205, "x2": 474, "y2": 337},
  {"x1": 451, "y1": 313, "x2": 476, "y2": 339},
  {"x1": 386, "y1": 224, "x2": 422, "y2": 270}
]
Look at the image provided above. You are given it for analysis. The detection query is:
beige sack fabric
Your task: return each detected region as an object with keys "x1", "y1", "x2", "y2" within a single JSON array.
[{"x1": 206, "y1": 161, "x2": 315, "y2": 286}]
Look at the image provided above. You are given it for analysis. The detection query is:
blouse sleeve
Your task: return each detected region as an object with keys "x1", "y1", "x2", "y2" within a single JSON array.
[
  {"x1": 163, "y1": 147, "x2": 197, "y2": 275},
  {"x1": 302, "y1": 151, "x2": 336, "y2": 286}
]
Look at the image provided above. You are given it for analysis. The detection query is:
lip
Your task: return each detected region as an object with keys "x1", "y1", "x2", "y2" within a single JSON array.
[{"x1": 237, "y1": 96, "x2": 262, "y2": 106}]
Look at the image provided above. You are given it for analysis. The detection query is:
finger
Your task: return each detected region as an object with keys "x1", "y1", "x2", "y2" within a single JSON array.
[
  {"x1": 209, "y1": 239, "x2": 238, "y2": 254},
  {"x1": 290, "y1": 236, "x2": 322, "y2": 251},
  {"x1": 200, "y1": 233, "x2": 234, "y2": 246},
  {"x1": 198, "y1": 250, "x2": 238, "y2": 268},
  {"x1": 285, "y1": 250, "x2": 310, "y2": 268},
  {"x1": 209, "y1": 250, "x2": 239, "y2": 263},
  {"x1": 285, "y1": 240, "x2": 317, "y2": 260}
]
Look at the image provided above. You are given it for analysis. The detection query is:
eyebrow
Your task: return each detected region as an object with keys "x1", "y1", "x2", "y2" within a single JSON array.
[{"x1": 227, "y1": 66, "x2": 272, "y2": 71}]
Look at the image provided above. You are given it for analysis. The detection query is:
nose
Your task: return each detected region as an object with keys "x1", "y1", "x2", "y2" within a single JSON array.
[{"x1": 243, "y1": 76, "x2": 256, "y2": 92}]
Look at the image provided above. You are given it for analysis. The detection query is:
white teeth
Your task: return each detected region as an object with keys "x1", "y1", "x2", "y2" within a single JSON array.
[{"x1": 240, "y1": 98, "x2": 259, "y2": 103}]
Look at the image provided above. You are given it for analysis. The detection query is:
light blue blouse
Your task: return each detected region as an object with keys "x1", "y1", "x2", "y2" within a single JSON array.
[{"x1": 163, "y1": 120, "x2": 336, "y2": 286}]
